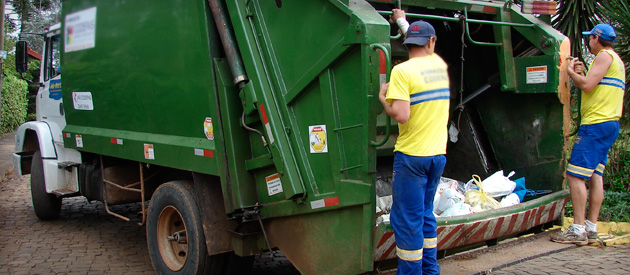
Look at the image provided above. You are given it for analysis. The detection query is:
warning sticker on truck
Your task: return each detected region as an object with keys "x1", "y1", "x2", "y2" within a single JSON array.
[
  {"x1": 144, "y1": 144, "x2": 155, "y2": 160},
  {"x1": 72, "y1": 92, "x2": 94, "y2": 110},
  {"x1": 526, "y1": 65, "x2": 548, "y2": 84},
  {"x1": 65, "y1": 7, "x2": 96, "y2": 53},
  {"x1": 75, "y1": 135, "x2": 83, "y2": 148},
  {"x1": 309, "y1": 125, "x2": 327, "y2": 153},
  {"x1": 203, "y1": 117, "x2": 214, "y2": 140},
  {"x1": 265, "y1": 173, "x2": 283, "y2": 196}
]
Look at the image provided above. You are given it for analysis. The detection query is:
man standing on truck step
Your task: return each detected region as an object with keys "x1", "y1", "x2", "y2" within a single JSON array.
[
  {"x1": 379, "y1": 9, "x2": 449, "y2": 275},
  {"x1": 551, "y1": 23, "x2": 625, "y2": 246}
]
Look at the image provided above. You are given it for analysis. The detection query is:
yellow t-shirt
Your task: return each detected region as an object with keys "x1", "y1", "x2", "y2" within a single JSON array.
[
  {"x1": 386, "y1": 54, "x2": 450, "y2": 156},
  {"x1": 581, "y1": 49, "x2": 626, "y2": 125}
]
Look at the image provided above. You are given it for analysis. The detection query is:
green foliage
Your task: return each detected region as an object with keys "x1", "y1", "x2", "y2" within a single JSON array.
[
  {"x1": 1, "y1": 75, "x2": 29, "y2": 133},
  {"x1": 599, "y1": 191, "x2": 630, "y2": 223},
  {"x1": 552, "y1": 0, "x2": 604, "y2": 58},
  {"x1": 564, "y1": 191, "x2": 630, "y2": 223},
  {"x1": 604, "y1": 128, "x2": 630, "y2": 191},
  {"x1": 2, "y1": 26, "x2": 37, "y2": 134}
]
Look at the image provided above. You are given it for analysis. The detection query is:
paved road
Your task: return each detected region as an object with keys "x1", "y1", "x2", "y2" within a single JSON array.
[
  {"x1": 489, "y1": 245, "x2": 630, "y2": 274},
  {"x1": 0, "y1": 171, "x2": 300, "y2": 274},
  {"x1": 1, "y1": 132, "x2": 629, "y2": 274}
]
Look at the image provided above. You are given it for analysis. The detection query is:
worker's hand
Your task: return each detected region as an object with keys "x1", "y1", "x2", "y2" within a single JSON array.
[
  {"x1": 567, "y1": 58, "x2": 584, "y2": 77},
  {"x1": 573, "y1": 59, "x2": 585, "y2": 75},
  {"x1": 391, "y1": 9, "x2": 406, "y2": 22},
  {"x1": 379, "y1": 82, "x2": 390, "y2": 105}
]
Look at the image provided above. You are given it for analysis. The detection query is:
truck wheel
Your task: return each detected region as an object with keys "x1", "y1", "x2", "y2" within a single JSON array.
[
  {"x1": 147, "y1": 181, "x2": 211, "y2": 275},
  {"x1": 30, "y1": 150, "x2": 62, "y2": 220}
]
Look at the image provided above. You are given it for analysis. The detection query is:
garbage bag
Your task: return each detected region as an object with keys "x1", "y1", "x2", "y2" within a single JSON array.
[
  {"x1": 434, "y1": 188, "x2": 465, "y2": 215},
  {"x1": 376, "y1": 195, "x2": 392, "y2": 214},
  {"x1": 440, "y1": 202, "x2": 473, "y2": 217},
  {"x1": 500, "y1": 193, "x2": 521, "y2": 207},
  {"x1": 512, "y1": 177, "x2": 527, "y2": 202},
  {"x1": 465, "y1": 175, "x2": 502, "y2": 212},
  {"x1": 479, "y1": 170, "x2": 517, "y2": 198},
  {"x1": 433, "y1": 178, "x2": 466, "y2": 215}
]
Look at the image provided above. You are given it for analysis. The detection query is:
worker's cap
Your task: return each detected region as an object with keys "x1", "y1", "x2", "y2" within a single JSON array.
[
  {"x1": 582, "y1": 23, "x2": 617, "y2": 42},
  {"x1": 403, "y1": 20, "x2": 436, "y2": 47}
]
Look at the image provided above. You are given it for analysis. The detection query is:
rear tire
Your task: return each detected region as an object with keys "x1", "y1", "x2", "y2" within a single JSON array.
[
  {"x1": 30, "y1": 150, "x2": 62, "y2": 220},
  {"x1": 147, "y1": 181, "x2": 215, "y2": 274}
]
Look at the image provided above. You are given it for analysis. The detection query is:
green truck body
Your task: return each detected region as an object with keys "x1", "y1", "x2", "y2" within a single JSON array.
[{"x1": 14, "y1": 0, "x2": 573, "y2": 274}]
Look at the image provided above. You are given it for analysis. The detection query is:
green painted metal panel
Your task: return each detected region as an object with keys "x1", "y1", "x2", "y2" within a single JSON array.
[
  {"x1": 474, "y1": 92, "x2": 565, "y2": 192},
  {"x1": 61, "y1": 0, "x2": 224, "y2": 175},
  {"x1": 514, "y1": 55, "x2": 561, "y2": 94}
]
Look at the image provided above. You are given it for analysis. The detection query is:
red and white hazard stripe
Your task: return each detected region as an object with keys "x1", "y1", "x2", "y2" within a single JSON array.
[
  {"x1": 259, "y1": 104, "x2": 275, "y2": 144},
  {"x1": 373, "y1": 197, "x2": 569, "y2": 261},
  {"x1": 310, "y1": 196, "x2": 340, "y2": 210},
  {"x1": 194, "y1": 148, "x2": 214, "y2": 158},
  {"x1": 110, "y1": 138, "x2": 123, "y2": 145},
  {"x1": 379, "y1": 50, "x2": 387, "y2": 86}
]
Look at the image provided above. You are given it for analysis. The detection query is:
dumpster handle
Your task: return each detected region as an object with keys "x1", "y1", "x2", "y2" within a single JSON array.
[{"x1": 370, "y1": 44, "x2": 392, "y2": 147}]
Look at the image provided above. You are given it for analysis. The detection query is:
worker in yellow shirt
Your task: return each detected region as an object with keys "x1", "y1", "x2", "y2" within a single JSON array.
[
  {"x1": 552, "y1": 23, "x2": 625, "y2": 246},
  {"x1": 380, "y1": 10, "x2": 450, "y2": 275}
]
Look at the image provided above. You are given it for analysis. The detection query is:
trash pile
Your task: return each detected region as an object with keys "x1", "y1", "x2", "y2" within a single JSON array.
[{"x1": 376, "y1": 170, "x2": 548, "y2": 225}]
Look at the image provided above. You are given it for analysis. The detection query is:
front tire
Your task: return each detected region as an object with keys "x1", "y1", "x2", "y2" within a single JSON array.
[
  {"x1": 30, "y1": 150, "x2": 61, "y2": 220},
  {"x1": 147, "y1": 181, "x2": 210, "y2": 274}
]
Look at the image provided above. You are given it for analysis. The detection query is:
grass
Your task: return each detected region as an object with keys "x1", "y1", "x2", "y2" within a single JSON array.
[{"x1": 565, "y1": 190, "x2": 630, "y2": 223}]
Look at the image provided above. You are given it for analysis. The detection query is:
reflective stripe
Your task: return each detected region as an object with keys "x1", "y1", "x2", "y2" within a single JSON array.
[
  {"x1": 410, "y1": 88, "x2": 450, "y2": 105},
  {"x1": 595, "y1": 163, "x2": 605, "y2": 173},
  {"x1": 599, "y1": 77, "x2": 626, "y2": 90},
  {"x1": 567, "y1": 164, "x2": 593, "y2": 177},
  {"x1": 396, "y1": 246, "x2": 423, "y2": 261},
  {"x1": 424, "y1": 237, "x2": 438, "y2": 249}
]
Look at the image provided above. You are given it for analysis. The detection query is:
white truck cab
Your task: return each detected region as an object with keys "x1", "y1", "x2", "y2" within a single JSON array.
[{"x1": 14, "y1": 23, "x2": 82, "y2": 219}]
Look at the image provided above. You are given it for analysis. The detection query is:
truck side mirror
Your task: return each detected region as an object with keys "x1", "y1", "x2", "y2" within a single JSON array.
[{"x1": 16, "y1": 41, "x2": 28, "y2": 73}]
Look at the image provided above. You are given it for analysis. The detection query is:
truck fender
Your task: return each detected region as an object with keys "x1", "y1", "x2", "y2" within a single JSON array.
[{"x1": 13, "y1": 121, "x2": 58, "y2": 177}]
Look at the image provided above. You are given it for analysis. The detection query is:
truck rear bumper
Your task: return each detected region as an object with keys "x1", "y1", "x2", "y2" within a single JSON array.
[{"x1": 374, "y1": 189, "x2": 570, "y2": 261}]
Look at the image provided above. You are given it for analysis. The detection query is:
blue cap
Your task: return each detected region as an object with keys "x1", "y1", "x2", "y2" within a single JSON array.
[
  {"x1": 582, "y1": 23, "x2": 617, "y2": 42},
  {"x1": 403, "y1": 20, "x2": 436, "y2": 46}
]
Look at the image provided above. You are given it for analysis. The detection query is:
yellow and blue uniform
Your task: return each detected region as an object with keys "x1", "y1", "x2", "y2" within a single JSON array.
[
  {"x1": 567, "y1": 49, "x2": 625, "y2": 179},
  {"x1": 386, "y1": 54, "x2": 449, "y2": 275},
  {"x1": 386, "y1": 54, "x2": 450, "y2": 157}
]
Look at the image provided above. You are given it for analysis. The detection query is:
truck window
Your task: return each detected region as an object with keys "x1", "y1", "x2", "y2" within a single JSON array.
[{"x1": 43, "y1": 34, "x2": 61, "y2": 82}]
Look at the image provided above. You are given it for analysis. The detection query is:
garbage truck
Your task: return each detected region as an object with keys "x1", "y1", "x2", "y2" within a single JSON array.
[{"x1": 13, "y1": 0, "x2": 572, "y2": 274}]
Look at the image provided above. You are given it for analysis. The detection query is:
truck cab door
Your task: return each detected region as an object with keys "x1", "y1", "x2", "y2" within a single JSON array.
[{"x1": 37, "y1": 28, "x2": 65, "y2": 138}]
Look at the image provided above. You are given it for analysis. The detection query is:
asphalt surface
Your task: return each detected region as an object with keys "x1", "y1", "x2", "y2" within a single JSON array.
[{"x1": 1, "y1": 131, "x2": 629, "y2": 274}]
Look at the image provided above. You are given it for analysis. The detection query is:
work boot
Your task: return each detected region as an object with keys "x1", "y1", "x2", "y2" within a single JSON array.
[{"x1": 551, "y1": 226, "x2": 588, "y2": 245}]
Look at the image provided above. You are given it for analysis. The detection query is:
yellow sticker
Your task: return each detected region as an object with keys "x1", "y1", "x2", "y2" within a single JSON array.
[
  {"x1": 204, "y1": 117, "x2": 214, "y2": 140},
  {"x1": 309, "y1": 125, "x2": 328, "y2": 153}
]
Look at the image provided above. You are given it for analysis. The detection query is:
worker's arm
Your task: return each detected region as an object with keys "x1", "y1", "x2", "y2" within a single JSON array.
[
  {"x1": 379, "y1": 82, "x2": 410, "y2": 124},
  {"x1": 391, "y1": 9, "x2": 409, "y2": 35},
  {"x1": 567, "y1": 54, "x2": 612, "y2": 93}
]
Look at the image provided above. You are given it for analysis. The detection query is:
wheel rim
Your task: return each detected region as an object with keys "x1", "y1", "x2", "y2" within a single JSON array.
[{"x1": 157, "y1": 206, "x2": 188, "y2": 271}]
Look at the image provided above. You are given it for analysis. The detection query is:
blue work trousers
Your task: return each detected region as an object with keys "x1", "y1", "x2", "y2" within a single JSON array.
[{"x1": 391, "y1": 152, "x2": 446, "y2": 275}]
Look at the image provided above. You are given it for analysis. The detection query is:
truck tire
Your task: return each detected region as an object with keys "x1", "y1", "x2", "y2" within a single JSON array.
[
  {"x1": 30, "y1": 150, "x2": 62, "y2": 220},
  {"x1": 147, "y1": 181, "x2": 215, "y2": 275}
]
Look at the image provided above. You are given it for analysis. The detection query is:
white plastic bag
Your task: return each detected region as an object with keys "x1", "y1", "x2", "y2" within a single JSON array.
[
  {"x1": 479, "y1": 170, "x2": 517, "y2": 198},
  {"x1": 433, "y1": 179, "x2": 465, "y2": 215},
  {"x1": 435, "y1": 188, "x2": 465, "y2": 215},
  {"x1": 376, "y1": 195, "x2": 393, "y2": 214},
  {"x1": 440, "y1": 203, "x2": 473, "y2": 217},
  {"x1": 500, "y1": 193, "x2": 521, "y2": 207}
]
